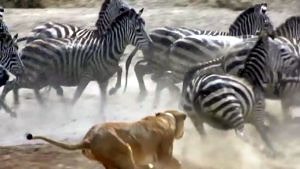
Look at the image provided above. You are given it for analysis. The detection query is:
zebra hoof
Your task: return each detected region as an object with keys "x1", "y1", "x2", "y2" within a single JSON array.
[
  {"x1": 10, "y1": 111, "x2": 17, "y2": 118},
  {"x1": 137, "y1": 92, "x2": 147, "y2": 102},
  {"x1": 109, "y1": 88, "x2": 118, "y2": 95},
  {"x1": 56, "y1": 90, "x2": 64, "y2": 96},
  {"x1": 262, "y1": 148, "x2": 283, "y2": 159}
]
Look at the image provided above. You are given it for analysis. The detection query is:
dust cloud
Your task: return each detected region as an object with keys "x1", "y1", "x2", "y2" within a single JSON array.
[{"x1": 1, "y1": 5, "x2": 300, "y2": 169}]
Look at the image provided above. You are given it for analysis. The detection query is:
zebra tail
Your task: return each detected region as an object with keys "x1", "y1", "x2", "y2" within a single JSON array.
[{"x1": 123, "y1": 47, "x2": 139, "y2": 93}]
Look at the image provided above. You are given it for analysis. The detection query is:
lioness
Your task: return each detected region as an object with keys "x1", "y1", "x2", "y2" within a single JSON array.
[{"x1": 26, "y1": 110, "x2": 187, "y2": 169}]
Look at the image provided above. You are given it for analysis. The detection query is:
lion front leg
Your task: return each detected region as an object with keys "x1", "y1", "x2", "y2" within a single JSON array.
[{"x1": 156, "y1": 140, "x2": 182, "y2": 169}]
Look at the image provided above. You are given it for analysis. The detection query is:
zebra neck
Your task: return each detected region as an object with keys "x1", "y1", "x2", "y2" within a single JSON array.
[
  {"x1": 241, "y1": 69, "x2": 269, "y2": 91},
  {"x1": 95, "y1": 11, "x2": 110, "y2": 33},
  {"x1": 100, "y1": 25, "x2": 129, "y2": 62}
]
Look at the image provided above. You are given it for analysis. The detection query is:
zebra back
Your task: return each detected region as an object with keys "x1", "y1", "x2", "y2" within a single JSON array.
[
  {"x1": 228, "y1": 3, "x2": 273, "y2": 36},
  {"x1": 238, "y1": 30, "x2": 297, "y2": 91},
  {"x1": 275, "y1": 16, "x2": 300, "y2": 44},
  {"x1": 18, "y1": 0, "x2": 131, "y2": 43}
]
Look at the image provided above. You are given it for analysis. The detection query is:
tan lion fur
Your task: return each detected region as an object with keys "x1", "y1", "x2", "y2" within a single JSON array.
[{"x1": 26, "y1": 110, "x2": 187, "y2": 169}]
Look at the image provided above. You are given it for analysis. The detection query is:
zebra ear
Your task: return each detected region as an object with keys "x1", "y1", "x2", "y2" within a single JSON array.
[
  {"x1": 260, "y1": 4, "x2": 267, "y2": 14},
  {"x1": 138, "y1": 8, "x2": 144, "y2": 16},
  {"x1": 13, "y1": 34, "x2": 18, "y2": 40}
]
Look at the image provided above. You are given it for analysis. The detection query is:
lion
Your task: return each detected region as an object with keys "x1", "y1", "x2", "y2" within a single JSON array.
[{"x1": 26, "y1": 110, "x2": 187, "y2": 169}]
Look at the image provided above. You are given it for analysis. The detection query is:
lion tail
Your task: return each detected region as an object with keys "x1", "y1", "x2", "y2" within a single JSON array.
[{"x1": 26, "y1": 133, "x2": 89, "y2": 150}]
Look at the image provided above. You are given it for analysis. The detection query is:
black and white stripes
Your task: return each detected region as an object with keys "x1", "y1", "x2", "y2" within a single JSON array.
[
  {"x1": 3, "y1": 9, "x2": 152, "y2": 113},
  {"x1": 180, "y1": 31, "x2": 294, "y2": 155},
  {"x1": 17, "y1": 0, "x2": 130, "y2": 43},
  {"x1": 124, "y1": 3, "x2": 272, "y2": 98}
]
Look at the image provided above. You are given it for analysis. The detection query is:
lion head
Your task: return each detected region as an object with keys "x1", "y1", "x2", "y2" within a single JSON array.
[{"x1": 156, "y1": 110, "x2": 187, "y2": 139}]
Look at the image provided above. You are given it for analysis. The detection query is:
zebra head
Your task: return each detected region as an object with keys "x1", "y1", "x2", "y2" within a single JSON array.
[
  {"x1": 0, "y1": 33, "x2": 24, "y2": 76},
  {"x1": 95, "y1": 0, "x2": 131, "y2": 31},
  {"x1": 228, "y1": 3, "x2": 274, "y2": 36},
  {"x1": 126, "y1": 8, "x2": 152, "y2": 51}
]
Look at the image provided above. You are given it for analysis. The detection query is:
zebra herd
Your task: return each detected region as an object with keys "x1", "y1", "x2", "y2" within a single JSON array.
[{"x1": 1, "y1": 0, "x2": 300, "y2": 157}]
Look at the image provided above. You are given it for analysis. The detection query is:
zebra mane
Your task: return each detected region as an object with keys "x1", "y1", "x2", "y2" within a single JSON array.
[
  {"x1": 102, "y1": 9, "x2": 143, "y2": 35},
  {"x1": 95, "y1": 0, "x2": 130, "y2": 31},
  {"x1": 237, "y1": 3, "x2": 267, "y2": 18},
  {"x1": 99, "y1": 0, "x2": 111, "y2": 14},
  {"x1": 238, "y1": 31, "x2": 270, "y2": 86},
  {"x1": 182, "y1": 57, "x2": 224, "y2": 91},
  {"x1": 275, "y1": 16, "x2": 300, "y2": 43}
]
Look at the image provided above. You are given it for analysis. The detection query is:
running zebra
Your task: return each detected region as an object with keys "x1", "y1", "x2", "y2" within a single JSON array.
[
  {"x1": 185, "y1": 16, "x2": 300, "y2": 121},
  {"x1": 0, "y1": 32, "x2": 24, "y2": 117},
  {"x1": 8, "y1": 0, "x2": 131, "y2": 107},
  {"x1": 124, "y1": 3, "x2": 272, "y2": 99},
  {"x1": 180, "y1": 31, "x2": 290, "y2": 157},
  {"x1": 266, "y1": 16, "x2": 300, "y2": 121},
  {"x1": 2, "y1": 9, "x2": 152, "y2": 114},
  {"x1": 17, "y1": 0, "x2": 130, "y2": 43}
]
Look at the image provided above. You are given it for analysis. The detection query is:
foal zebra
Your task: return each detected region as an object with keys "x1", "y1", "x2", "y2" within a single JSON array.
[
  {"x1": 17, "y1": 0, "x2": 130, "y2": 43},
  {"x1": 180, "y1": 32, "x2": 291, "y2": 157},
  {"x1": 124, "y1": 3, "x2": 272, "y2": 98},
  {"x1": 2, "y1": 9, "x2": 152, "y2": 113}
]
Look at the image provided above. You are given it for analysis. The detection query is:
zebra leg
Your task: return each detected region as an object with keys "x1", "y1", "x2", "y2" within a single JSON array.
[
  {"x1": 281, "y1": 98, "x2": 293, "y2": 123},
  {"x1": 34, "y1": 88, "x2": 45, "y2": 105},
  {"x1": 0, "y1": 99, "x2": 17, "y2": 117},
  {"x1": 253, "y1": 94, "x2": 280, "y2": 157},
  {"x1": 186, "y1": 111, "x2": 207, "y2": 137},
  {"x1": 153, "y1": 72, "x2": 179, "y2": 108},
  {"x1": 109, "y1": 66, "x2": 122, "y2": 95},
  {"x1": 98, "y1": 80, "x2": 108, "y2": 115},
  {"x1": 0, "y1": 81, "x2": 17, "y2": 117},
  {"x1": 13, "y1": 87, "x2": 19, "y2": 106},
  {"x1": 254, "y1": 121, "x2": 281, "y2": 158},
  {"x1": 54, "y1": 85, "x2": 64, "y2": 96},
  {"x1": 134, "y1": 60, "x2": 155, "y2": 101},
  {"x1": 71, "y1": 78, "x2": 90, "y2": 106}
]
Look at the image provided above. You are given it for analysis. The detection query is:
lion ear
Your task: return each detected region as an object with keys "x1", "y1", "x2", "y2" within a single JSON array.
[
  {"x1": 176, "y1": 113, "x2": 187, "y2": 120},
  {"x1": 155, "y1": 112, "x2": 162, "y2": 116}
]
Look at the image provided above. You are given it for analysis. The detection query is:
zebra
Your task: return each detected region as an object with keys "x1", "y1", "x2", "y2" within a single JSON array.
[
  {"x1": 0, "y1": 32, "x2": 24, "y2": 117},
  {"x1": 8, "y1": 0, "x2": 131, "y2": 108},
  {"x1": 1, "y1": 8, "x2": 152, "y2": 114},
  {"x1": 16, "y1": 0, "x2": 130, "y2": 43},
  {"x1": 182, "y1": 16, "x2": 300, "y2": 122},
  {"x1": 180, "y1": 31, "x2": 291, "y2": 157},
  {"x1": 123, "y1": 3, "x2": 272, "y2": 99}
]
